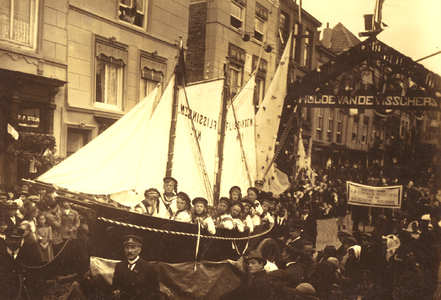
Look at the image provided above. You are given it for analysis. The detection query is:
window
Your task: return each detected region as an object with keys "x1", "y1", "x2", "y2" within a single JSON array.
[
  {"x1": 316, "y1": 108, "x2": 323, "y2": 140},
  {"x1": 229, "y1": 44, "x2": 245, "y2": 97},
  {"x1": 0, "y1": 0, "x2": 39, "y2": 49},
  {"x1": 336, "y1": 109, "x2": 343, "y2": 143},
  {"x1": 119, "y1": 0, "x2": 146, "y2": 28},
  {"x1": 95, "y1": 39, "x2": 128, "y2": 110},
  {"x1": 327, "y1": 108, "x2": 334, "y2": 141},
  {"x1": 302, "y1": 29, "x2": 312, "y2": 67},
  {"x1": 362, "y1": 116, "x2": 369, "y2": 143},
  {"x1": 252, "y1": 56, "x2": 267, "y2": 107},
  {"x1": 279, "y1": 11, "x2": 290, "y2": 56},
  {"x1": 293, "y1": 23, "x2": 300, "y2": 64},
  {"x1": 140, "y1": 53, "x2": 166, "y2": 101},
  {"x1": 231, "y1": 0, "x2": 245, "y2": 30},
  {"x1": 254, "y1": 3, "x2": 268, "y2": 42},
  {"x1": 67, "y1": 128, "x2": 90, "y2": 157},
  {"x1": 352, "y1": 118, "x2": 358, "y2": 142}
]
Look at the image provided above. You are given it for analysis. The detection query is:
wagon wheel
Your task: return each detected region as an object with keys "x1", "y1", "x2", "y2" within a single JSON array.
[{"x1": 255, "y1": 238, "x2": 281, "y2": 263}]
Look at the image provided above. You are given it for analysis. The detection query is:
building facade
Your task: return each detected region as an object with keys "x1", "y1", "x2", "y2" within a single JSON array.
[{"x1": 0, "y1": 0, "x2": 189, "y2": 187}]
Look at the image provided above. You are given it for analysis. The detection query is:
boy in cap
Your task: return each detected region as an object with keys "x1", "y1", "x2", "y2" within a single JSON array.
[
  {"x1": 259, "y1": 198, "x2": 274, "y2": 227},
  {"x1": 229, "y1": 186, "x2": 242, "y2": 203},
  {"x1": 214, "y1": 197, "x2": 234, "y2": 230},
  {"x1": 111, "y1": 235, "x2": 161, "y2": 300},
  {"x1": 161, "y1": 176, "x2": 178, "y2": 217},
  {"x1": 170, "y1": 192, "x2": 192, "y2": 223},
  {"x1": 191, "y1": 197, "x2": 216, "y2": 235},
  {"x1": 240, "y1": 198, "x2": 255, "y2": 233},
  {"x1": 4, "y1": 201, "x2": 22, "y2": 229},
  {"x1": 247, "y1": 187, "x2": 263, "y2": 227},
  {"x1": 220, "y1": 250, "x2": 271, "y2": 300},
  {"x1": 230, "y1": 201, "x2": 245, "y2": 232},
  {"x1": 132, "y1": 188, "x2": 162, "y2": 217}
]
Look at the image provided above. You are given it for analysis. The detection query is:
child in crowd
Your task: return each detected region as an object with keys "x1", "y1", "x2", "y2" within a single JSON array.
[
  {"x1": 214, "y1": 197, "x2": 234, "y2": 230},
  {"x1": 191, "y1": 197, "x2": 216, "y2": 235},
  {"x1": 230, "y1": 201, "x2": 245, "y2": 232},
  {"x1": 241, "y1": 199, "x2": 255, "y2": 233},
  {"x1": 170, "y1": 192, "x2": 192, "y2": 223},
  {"x1": 247, "y1": 187, "x2": 263, "y2": 226},
  {"x1": 36, "y1": 214, "x2": 54, "y2": 263},
  {"x1": 259, "y1": 198, "x2": 275, "y2": 226}
]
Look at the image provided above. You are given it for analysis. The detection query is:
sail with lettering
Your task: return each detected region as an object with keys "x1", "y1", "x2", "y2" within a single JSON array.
[{"x1": 219, "y1": 74, "x2": 257, "y2": 197}]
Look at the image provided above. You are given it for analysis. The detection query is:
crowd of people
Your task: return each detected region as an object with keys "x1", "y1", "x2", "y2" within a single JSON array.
[{"x1": 0, "y1": 157, "x2": 440, "y2": 299}]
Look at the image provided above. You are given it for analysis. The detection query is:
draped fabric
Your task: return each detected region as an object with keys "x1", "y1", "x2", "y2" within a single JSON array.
[
  {"x1": 220, "y1": 75, "x2": 257, "y2": 198},
  {"x1": 255, "y1": 33, "x2": 292, "y2": 195}
]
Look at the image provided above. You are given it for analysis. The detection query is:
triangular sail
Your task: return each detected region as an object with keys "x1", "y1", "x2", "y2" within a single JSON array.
[
  {"x1": 172, "y1": 79, "x2": 224, "y2": 205},
  {"x1": 220, "y1": 74, "x2": 257, "y2": 197},
  {"x1": 37, "y1": 81, "x2": 172, "y2": 199},
  {"x1": 255, "y1": 32, "x2": 292, "y2": 195}
]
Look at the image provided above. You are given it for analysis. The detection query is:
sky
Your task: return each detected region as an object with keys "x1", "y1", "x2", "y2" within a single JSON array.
[{"x1": 302, "y1": 0, "x2": 441, "y2": 76}]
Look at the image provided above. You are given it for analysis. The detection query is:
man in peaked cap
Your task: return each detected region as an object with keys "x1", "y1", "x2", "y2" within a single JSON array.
[
  {"x1": 4, "y1": 200, "x2": 22, "y2": 229},
  {"x1": 0, "y1": 227, "x2": 43, "y2": 299},
  {"x1": 111, "y1": 235, "x2": 161, "y2": 299}
]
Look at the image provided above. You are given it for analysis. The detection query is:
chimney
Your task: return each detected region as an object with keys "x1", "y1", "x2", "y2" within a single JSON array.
[{"x1": 321, "y1": 22, "x2": 332, "y2": 48}]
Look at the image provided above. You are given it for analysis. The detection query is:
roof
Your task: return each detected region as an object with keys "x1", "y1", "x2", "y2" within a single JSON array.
[{"x1": 329, "y1": 22, "x2": 361, "y2": 54}]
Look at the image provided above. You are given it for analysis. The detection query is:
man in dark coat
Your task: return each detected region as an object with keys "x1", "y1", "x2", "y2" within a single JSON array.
[
  {"x1": 300, "y1": 203, "x2": 317, "y2": 249},
  {"x1": 220, "y1": 250, "x2": 271, "y2": 300},
  {"x1": 111, "y1": 235, "x2": 161, "y2": 300},
  {"x1": 4, "y1": 201, "x2": 22, "y2": 229},
  {"x1": 0, "y1": 227, "x2": 43, "y2": 299}
]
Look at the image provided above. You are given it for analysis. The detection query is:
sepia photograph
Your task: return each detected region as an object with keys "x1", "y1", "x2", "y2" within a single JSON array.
[{"x1": 0, "y1": 0, "x2": 439, "y2": 299}]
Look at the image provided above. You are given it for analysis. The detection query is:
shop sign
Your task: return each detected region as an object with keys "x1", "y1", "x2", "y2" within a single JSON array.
[
  {"x1": 296, "y1": 94, "x2": 440, "y2": 110},
  {"x1": 347, "y1": 181, "x2": 402, "y2": 209},
  {"x1": 18, "y1": 108, "x2": 40, "y2": 128}
]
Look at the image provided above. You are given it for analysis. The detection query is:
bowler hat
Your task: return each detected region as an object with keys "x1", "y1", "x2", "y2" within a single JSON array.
[
  {"x1": 163, "y1": 176, "x2": 178, "y2": 185},
  {"x1": 337, "y1": 229, "x2": 353, "y2": 237},
  {"x1": 245, "y1": 250, "x2": 266, "y2": 264},
  {"x1": 5, "y1": 227, "x2": 25, "y2": 238},
  {"x1": 123, "y1": 235, "x2": 142, "y2": 246},
  {"x1": 192, "y1": 197, "x2": 208, "y2": 206}
]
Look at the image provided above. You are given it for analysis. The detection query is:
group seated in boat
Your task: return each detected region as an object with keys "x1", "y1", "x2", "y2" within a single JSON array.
[{"x1": 126, "y1": 177, "x2": 276, "y2": 236}]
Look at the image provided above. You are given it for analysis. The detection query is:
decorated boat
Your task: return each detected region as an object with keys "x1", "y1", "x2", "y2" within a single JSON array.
[{"x1": 31, "y1": 34, "x2": 294, "y2": 264}]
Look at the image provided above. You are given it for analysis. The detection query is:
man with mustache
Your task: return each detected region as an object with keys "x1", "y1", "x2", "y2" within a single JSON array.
[{"x1": 111, "y1": 235, "x2": 161, "y2": 299}]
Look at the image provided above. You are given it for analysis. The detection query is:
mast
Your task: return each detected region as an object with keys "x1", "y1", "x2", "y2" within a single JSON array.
[
  {"x1": 214, "y1": 62, "x2": 230, "y2": 204},
  {"x1": 166, "y1": 39, "x2": 185, "y2": 177}
]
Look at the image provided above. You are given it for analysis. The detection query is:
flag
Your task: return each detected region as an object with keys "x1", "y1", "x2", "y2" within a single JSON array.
[
  {"x1": 175, "y1": 39, "x2": 186, "y2": 86},
  {"x1": 296, "y1": 132, "x2": 307, "y2": 179},
  {"x1": 7, "y1": 123, "x2": 19, "y2": 140}
]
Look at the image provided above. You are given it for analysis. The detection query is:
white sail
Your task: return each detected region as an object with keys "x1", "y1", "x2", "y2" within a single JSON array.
[
  {"x1": 255, "y1": 33, "x2": 292, "y2": 195},
  {"x1": 173, "y1": 79, "x2": 224, "y2": 205},
  {"x1": 37, "y1": 81, "x2": 172, "y2": 200},
  {"x1": 220, "y1": 75, "x2": 257, "y2": 198}
]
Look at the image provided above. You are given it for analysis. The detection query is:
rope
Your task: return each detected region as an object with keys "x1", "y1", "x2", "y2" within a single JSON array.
[
  {"x1": 194, "y1": 221, "x2": 201, "y2": 271},
  {"x1": 97, "y1": 216, "x2": 272, "y2": 241},
  {"x1": 16, "y1": 231, "x2": 74, "y2": 269}
]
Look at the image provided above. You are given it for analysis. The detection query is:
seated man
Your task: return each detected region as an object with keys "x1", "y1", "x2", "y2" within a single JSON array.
[
  {"x1": 214, "y1": 197, "x2": 234, "y2": 230},
  {"x1": 111, "y1": 235, "x2": 161, "y2": 299}
]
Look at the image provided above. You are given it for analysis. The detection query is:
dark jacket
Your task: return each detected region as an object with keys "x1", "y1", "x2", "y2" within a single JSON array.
[
  {"x1": 220, "y1": 270, "x2": 272, "y2": 300},
  {"x1": 111, "y1": 257, "x2": 161, "y2": 300}
]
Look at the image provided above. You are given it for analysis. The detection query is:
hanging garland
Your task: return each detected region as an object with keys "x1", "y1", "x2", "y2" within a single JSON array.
[{"x1": 6, "y1": 132, "x2": 65, "y2": 166}]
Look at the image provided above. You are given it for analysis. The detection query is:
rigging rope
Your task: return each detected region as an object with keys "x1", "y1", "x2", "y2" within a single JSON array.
[{"x1": 98, "y1": 216, "x2": 273, "y2": 241}]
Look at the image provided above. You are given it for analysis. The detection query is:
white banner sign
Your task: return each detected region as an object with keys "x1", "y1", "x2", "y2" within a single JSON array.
[{"x1": 347, "y1": 181, "x2": 402, "y2": 209}]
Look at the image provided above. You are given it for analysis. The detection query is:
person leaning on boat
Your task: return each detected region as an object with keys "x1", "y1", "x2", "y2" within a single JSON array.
[
  {"x1": 191, "y1": 197, "x2": 216, "y2": 235},
  {"x1": 161, "y1": 176, "x2": 178, "y2": 218},
  {"x1": 131, "y1": 188, "x2": 162, "y2": 217},
  {"x1": 214, "y1": 197, "x2": 234, "y2": 230},
  {"x1": 170, "y1": 192, "x2": 192, "y2": 223},
  {"x1": 111, "y1": 235, "x2": 162, "y2": 300}
]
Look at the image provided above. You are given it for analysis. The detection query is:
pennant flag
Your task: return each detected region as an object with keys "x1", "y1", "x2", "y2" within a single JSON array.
[{"x1": 7, "y1": 123, "x2": 19, "y2": 140}]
